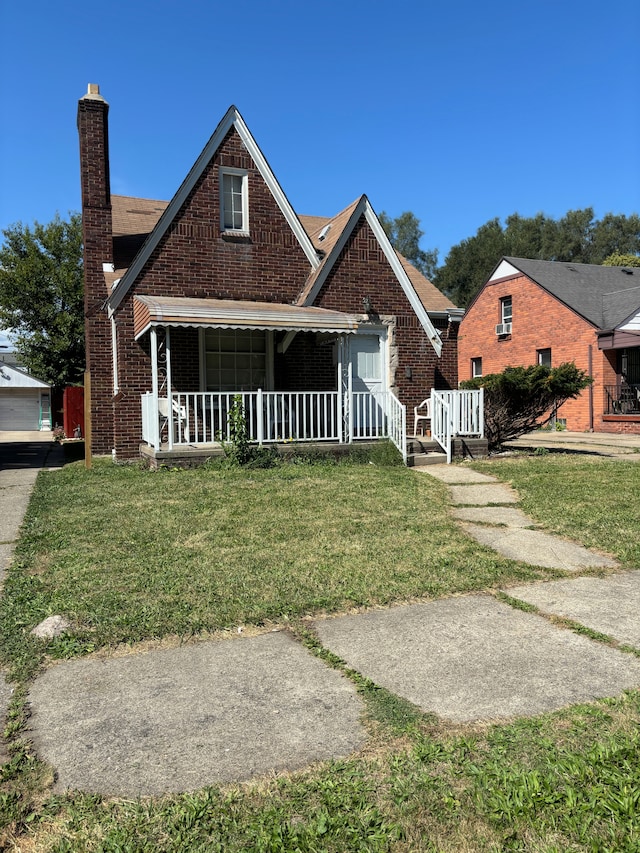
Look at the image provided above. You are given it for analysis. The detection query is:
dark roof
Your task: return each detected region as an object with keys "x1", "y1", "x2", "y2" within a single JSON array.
[{"x1": 503, "y1": 257, "x2": 640, "y2": 329}]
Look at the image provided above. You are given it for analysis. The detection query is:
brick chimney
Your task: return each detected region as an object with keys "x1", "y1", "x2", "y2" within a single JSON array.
[{"x1": 77, "y1": 83, "x2": 114, "y2": 455}]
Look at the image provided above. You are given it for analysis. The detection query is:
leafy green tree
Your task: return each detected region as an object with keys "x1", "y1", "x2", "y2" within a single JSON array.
[
  {"x1": 379, "y1": 211, "x2": 439, "y2": 280},
  {"x1": 461, "y1": 363, "x2": 591, "y2": 449},
  {"x1": 434, "y1": 209, "x2": 640, "y2": 308},
  {"x1": 0, "y1": 213, "x2": 84, "y2": 387},
  {"x1": 432, "y1": 218, "x2": 506, "y2": 308},
  {"x1": 602, "y1": 252, "x2": 640, "y2": 267}
]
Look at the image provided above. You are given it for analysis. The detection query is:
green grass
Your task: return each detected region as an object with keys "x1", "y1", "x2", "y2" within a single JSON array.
[
  {"x1": 0, "y1": 456, "x2": 544, "y2": 679},
  {"x1": 469, "y1": 454, "x2": 640, "y2": 568},
  {"x1": 2, "y1": 453, "x2": 640, "y2": 851}
]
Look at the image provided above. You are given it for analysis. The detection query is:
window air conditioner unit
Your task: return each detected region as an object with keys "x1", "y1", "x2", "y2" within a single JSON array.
[{"x1": 496, "y1": 322, "x2": 512, "y2": 335}]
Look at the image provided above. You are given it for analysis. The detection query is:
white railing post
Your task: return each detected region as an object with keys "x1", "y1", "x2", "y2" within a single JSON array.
[
  {"x1": 479, "y1": 387, "x2": 485, "y2": 438},
  {"x1": 257, "y1": 388, "x2": 264, "y2": 445},
  {"x1": 347, "y1": 365, "x2": 353, "y2": 444},
  {"x1": 150, "y1": 328, "x2": 160, "y2": 451}
]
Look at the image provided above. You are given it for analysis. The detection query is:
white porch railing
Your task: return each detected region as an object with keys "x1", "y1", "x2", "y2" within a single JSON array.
[
  {"x1": 431, "y1": 388, "x2": 484, "y2": 463},
  {"x1": 142, "y1": 389, "x2": 407, "y2": 462}
]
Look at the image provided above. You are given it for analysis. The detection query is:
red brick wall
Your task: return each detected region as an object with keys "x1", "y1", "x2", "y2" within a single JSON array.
[
  {"x1": 314, "y1": 216, "x2": 458, "y2": 413},
  {"x1": 130, "y1": 129, "x2": 310, "y2": 303},
  {"x1": 458, "y1": 273, "x2": 635, "y2": 432},
  {"x1": 81, "y1": 111, "x2": 459, "y2": 457}
]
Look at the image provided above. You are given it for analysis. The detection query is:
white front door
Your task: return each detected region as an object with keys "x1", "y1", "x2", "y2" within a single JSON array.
[{"x1": 350, "y1": 333, "x2": 385, "y2": 435}]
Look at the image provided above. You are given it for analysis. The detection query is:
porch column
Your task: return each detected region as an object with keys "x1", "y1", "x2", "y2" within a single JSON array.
[
  {"x1": 166, "y1": 326, "x2": 173, "y2": 451},
  {"x1": 150, "y1": 327, "x2": 160, "y2": 452},
  {"x1": 347, "y1": 359, "x2": 353, "y2": 444},
  {"x1": 337, "y1": 337, "x2": 343, "y2": 443}
]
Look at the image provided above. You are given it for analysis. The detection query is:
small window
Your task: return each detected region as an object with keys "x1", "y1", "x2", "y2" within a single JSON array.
[
  {"x1": 471, "y1": 357, "x2": 483, "y2": 378},
  {"x1": 500, "y1": 296, "x2": 513, "y2": 325},
  {"x1": 220, "y1": 168, "x2": 248, "y2": 233},
  {"x1": 537, "y1": 348, "x2": 551, "y2": 367}
]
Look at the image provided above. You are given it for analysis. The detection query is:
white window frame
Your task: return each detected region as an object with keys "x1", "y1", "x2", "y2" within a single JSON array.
[
  {"x1": 220, "y1": 167, "x2": 249, "y2": 234},
  {"x1": 471, "y1": 357, "x2": 483, "y2": 378},
  {"x1": 500, "y1": 296, "x2": 513, "y2": 325},
  {"x1": 537, "y1": 348, "x2": 551, "y2": 367}
]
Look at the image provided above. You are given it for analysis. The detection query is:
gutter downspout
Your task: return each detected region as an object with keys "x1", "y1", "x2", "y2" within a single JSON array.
[{"x1": 111, "y1": 316, "x2": 119, "y2": 396}]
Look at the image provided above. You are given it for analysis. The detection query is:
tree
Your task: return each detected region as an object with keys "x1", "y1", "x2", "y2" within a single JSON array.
[
  {"x1": 461, "y1": 363, "x2": 591, "y2": 450},
  {"x1": 434, "y1": 209, "x2": 640, "y2": 308},
  {"x1": 379, "y1": 211, "x2": 439, "y2": 280},
  {"x1": 602, "y1": 252, "x2": 640, "y2": 267},
  {"x1": 0, "y1": 213, "x2": 84, "y2": 387},
  {"x1": 432, "y1": 218, "x2": 506, "y2": 308}
]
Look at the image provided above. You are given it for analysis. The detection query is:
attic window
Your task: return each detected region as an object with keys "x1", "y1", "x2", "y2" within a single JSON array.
[{"x1": 220, "y1": 168, "x2": 248, "y2": 234}]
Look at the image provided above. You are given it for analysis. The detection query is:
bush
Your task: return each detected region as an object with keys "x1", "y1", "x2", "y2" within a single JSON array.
[{"x1": 461, "y1": 363, "x2": 591, "y2": 449}]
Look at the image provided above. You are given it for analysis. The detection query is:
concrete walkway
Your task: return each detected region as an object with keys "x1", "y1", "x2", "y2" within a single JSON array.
[
  {"x1": 2, "y1": 433, "x2": 639, "y2": 796},
  {"x1": 0, "y1": 431, "x2": 62, "y2": 763},
  {"x1": 422, "y1": 463, "x2": 619, "y2": 572}
]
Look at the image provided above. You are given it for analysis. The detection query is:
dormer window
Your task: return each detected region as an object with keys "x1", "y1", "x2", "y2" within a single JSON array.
[{"x1": 220, "y1": 168, "x2": 248, "y2": 233}]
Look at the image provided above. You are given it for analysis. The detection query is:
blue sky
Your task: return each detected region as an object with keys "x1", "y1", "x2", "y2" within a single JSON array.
[{"x1": 1, "y1": 0, "x2": 638, "y2": 269}]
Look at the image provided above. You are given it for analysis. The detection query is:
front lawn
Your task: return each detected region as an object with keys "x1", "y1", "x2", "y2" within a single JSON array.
[
  {"x1": 0, "y1": 456, "x2": 544, "y2": 678},
  {"x1": 2, "y1": 452, "x2": 640, "y2": 851}
]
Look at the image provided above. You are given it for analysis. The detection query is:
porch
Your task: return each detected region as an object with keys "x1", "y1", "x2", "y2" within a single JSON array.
[{"x1": 140, "y1": 387, "x2": 485, "y2": 466}]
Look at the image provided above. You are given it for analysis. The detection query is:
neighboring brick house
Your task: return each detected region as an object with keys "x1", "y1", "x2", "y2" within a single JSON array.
[
  {"x1": 78, "y1": 84, "x2": 462, "y2": 462},
  {"x1": 458, "y1": 257, "x2": 640, "y2": 434}
]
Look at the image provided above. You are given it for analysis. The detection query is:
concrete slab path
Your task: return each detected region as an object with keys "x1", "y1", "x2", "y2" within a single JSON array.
[
  {"x1": 313, "y1": 596, "x2": 640, "y2": 724},
  {"x1": 505, "y1": 430, "x2": 640, "y2": 457},
  {"x1": 506, "y1": 573, "x2": 640, "y2": 649},
  {"x1": 27, "y1": 631, "x2": 365, "y2": 796},
  {"x1": 420, "y1": 464, "x2": 619, "y2": 572}
]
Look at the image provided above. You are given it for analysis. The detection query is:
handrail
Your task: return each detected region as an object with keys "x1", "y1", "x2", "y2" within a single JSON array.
[
  {"x1": 431, "y1": 389, "x2": 484, "y2": 463},
  {"x1": 431, "y1": 390, "x2": 452, "y2": 463}
]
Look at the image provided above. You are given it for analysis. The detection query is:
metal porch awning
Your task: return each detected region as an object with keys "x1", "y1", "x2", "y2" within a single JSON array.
[{"x1": 133, "y1": 295, "x2": 360, "y2": 340}]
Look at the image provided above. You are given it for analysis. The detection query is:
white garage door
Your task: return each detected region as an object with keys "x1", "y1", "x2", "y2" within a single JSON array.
[{"x1": 0, "y1": 391, "x2": 41, "y2": 430}]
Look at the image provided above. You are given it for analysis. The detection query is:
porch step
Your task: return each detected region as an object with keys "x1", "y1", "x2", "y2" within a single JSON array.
[{"x1": 407, "y1": 451, "x2": 448, "y2": 467}]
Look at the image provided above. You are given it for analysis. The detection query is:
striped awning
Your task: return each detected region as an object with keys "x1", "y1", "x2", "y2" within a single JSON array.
[{"x1": 133, "y1": 295, "x2": 360, "y2": 339}]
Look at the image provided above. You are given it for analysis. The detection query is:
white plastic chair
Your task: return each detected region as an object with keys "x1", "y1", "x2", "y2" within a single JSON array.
[
  {"x1": 413, "y1": 398, "x2": 431, "y2": 437},
  {"x1": 158, "y1": 397, "x2": 190, "y2": 443}
]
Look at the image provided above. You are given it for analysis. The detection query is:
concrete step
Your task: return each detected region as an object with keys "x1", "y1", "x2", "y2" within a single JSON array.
[
  {"x1": 407, "y1": 451, "x2": 447, "y2": 467},
  {"x1": 406, "y1": 437, "x2": 441, "y2": 454}
]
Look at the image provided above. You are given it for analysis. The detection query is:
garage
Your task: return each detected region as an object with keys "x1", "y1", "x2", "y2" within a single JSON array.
[{"x1": 0, "y1": 364, "x2": 50, "y2": 431}]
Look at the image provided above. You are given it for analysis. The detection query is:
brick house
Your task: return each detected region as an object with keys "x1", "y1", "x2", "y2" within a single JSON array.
[
  {"x1": 458, "y1": 257, "x2": 640, "y2": 434},
  {"x1": 78, "y1": 84, "x2": 467, "y2": 463}
]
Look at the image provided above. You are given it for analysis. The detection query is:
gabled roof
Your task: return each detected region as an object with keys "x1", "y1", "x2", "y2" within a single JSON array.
[
  {"x1": 102, "y1": 109, "x2": 452, "y2": 356},
  {"x1": 490, "y1": 257, "x2": 640, "y2": 330},
  {"x1": 108, "y1": 106, "x2": 320, "y2": 313},
  {"x1": 0, "y1": 363, "x2": 49, "y2": 389},
  {"x1": 298, "y1": 210, "x2": 455, "y2": 314},
  {"x1": 297, "y1": 196, "x2": 445, "y2": 355}
]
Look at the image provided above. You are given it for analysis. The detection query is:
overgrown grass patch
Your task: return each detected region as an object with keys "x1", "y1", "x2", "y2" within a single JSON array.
[
  {"x1": 0, "y1": 457, "x2": 543, "y2": 678},
  {"x1": 469, "y1": 455, "x2": 640, "y2": 568},
  {"x1": 3, "y1": 453, "x2": 640, "y2": 850},
  {"x1": 8, "y1": 691, "x2": 640, "y2": 852}
]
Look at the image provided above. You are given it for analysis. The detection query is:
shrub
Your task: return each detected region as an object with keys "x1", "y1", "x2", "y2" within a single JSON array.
[{"x1": 461, "y1": 363, "x2": 591, "y2": 449}]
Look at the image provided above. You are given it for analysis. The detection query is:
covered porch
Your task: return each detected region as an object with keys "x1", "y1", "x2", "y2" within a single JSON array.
[
  {"x1": 134, "y1": 294, "x2": 484, "y2": 465},
  {"x1": 598, "y1": 334, "x2": 640, "y2": 430}
]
